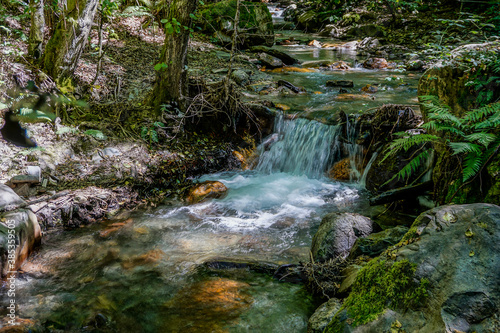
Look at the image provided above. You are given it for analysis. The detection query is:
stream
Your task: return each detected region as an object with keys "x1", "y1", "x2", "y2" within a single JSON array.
[{"x1": 1, "y1": 6, "x2": 421, "y2": 333}]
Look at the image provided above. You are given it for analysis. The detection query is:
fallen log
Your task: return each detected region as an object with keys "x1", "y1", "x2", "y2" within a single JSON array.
[{"x1": 369, "y1": 181, "x2": 433, "y2": 206}]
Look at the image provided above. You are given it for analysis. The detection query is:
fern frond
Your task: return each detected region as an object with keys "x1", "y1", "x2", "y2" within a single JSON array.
[
  {"x1": 384, "y1": 150, "x2": 431, "y2": 184},
  {"x1": 464, "y1": 102, "x2": 500, "y2": 123},
  {"x1": 462, "y1": 153, "x2": 482, "y2": 182},
  {"x1": 426, "y1": 110, "x2": 464, "y2": 128},
  {"x1": 449, "y1": 142, "x2": 482, "y2": 155},
  {"x1": 381, "y1": 134, "x2": 438, "y2": 163},
  {"x1": 464, "y1": 132, "x2": 497, "y2": 147}
]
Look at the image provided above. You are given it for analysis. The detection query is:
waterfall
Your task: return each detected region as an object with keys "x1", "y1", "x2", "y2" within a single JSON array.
[{"x1": 256, "y1": 115, "x2": 341, "y2": 178}]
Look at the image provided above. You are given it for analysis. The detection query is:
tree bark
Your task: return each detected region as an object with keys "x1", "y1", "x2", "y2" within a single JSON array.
[
  {"x1": 150, "y1": 0, "x2": 199, "y2": 113},
  {"x1": 43, "y1": 0, "x2": 99, "y2": 82},
  {"x1": 28, "y1": 0, "x2": 45, "y2": 60}
]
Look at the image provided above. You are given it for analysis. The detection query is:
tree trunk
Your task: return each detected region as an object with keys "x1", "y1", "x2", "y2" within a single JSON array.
[
  {"x1": 150, "y1": 0, "x2": 199, "y2": 113},
  {"x1": 28, "y1": 0, "x2": 45, "y2": 60},
  {"x1": 43, "y1": 0, "x2": 99, "y2": 82}
]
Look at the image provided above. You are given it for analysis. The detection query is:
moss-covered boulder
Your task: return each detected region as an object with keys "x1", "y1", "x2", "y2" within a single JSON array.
[
  {"x1": 198, "y1": 0, "x2": 274, "y2": 48},
  {"x1": 323, "y1": 203, "x2": 500, "y2": 332}
]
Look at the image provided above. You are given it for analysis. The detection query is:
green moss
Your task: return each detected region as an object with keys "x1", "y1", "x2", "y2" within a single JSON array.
[{"x1": 325, "y1": 259, "x2": 428, "y2": 330}]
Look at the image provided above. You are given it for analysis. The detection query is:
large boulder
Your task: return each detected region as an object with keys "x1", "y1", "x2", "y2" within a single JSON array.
[
  {"x1": 0, "y1": 184, "x2": 42, "y2": 277},
  {"x1": 325, "y1": 204, "x2": 500, "y2": 333},
  {"x1": 311, "y1": 213, "x2": 373, "y2": 261},
  {"x1": 198, "y1": 0, "x2": 274, "y2": 48}
]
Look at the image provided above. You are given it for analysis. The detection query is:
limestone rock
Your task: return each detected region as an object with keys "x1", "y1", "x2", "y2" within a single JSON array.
[
  {"x1": 186, "y1": 181, "x2": 228, "y2": 204},
  {"x1": 311, "y1": 213, "x2": 373, "y2": 261}
]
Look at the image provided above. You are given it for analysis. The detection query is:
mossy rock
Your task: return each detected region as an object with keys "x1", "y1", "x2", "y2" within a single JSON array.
[
  {"x1": 324, "y1": 258, "x2": 428, "y2": 332},
  {"x1": 198, "y1": 0, "x2": 274, "y2": 48}
]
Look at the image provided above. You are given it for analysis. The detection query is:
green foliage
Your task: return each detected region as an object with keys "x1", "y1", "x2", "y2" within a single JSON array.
[
  {"x1": 326, "y1": 259, "x2": 428, "y2": 330},
  {"x1": 383, "y1": 95, "x2": 500, "y2": 188},
  {"x1": 140, "y1": 121, "x2": 164, "y2": 144},
  {"x1": 84, "y1": 129, "x2": 107, "y2": 140},
  {"x1": 197, "y1": 0, "x2": 271, "y2": 34}
]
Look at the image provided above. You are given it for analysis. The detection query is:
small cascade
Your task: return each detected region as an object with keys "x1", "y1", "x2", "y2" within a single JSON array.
[
  {"x1": 345, "y1": 115, "x2": 364, "y2": 182},
  {"x1": 256, "y1": 114, "x2": 341, "y2": 178},
  {"x1": 359, "y1": 151, "x2": 378, "y2": 187}
]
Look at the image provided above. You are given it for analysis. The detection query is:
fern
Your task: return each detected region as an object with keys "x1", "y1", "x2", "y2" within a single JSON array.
[
  {"x1": 382, "y1": 133, "x2": 439, "y2": 162},
  {"x1": 464, "y1": 132, "x2": 497, "y2": 147},
  {"x1": 462, "y1": 153, "x2": 483, "y2": 182},
  {"x1": 383, "y1": 97, "x2": 499, "y2": 190},
  {"x1": 448, "y1": 142, "x2": 482, "y2": 155},
  {"x1": 386, "y1": 150, "x2": 431, "y2": 184}
]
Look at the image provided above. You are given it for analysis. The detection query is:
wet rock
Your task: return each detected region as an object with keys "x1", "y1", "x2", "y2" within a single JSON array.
[
  {"x1": 326, "y1": 80, "x2": 354, "y2": 88},
  {"x1": 348, "y1": 226, "x2": 409, "y2": 259},
  {"x1": 328, "y1": 158, "x2": 352, "y2": 181},
  {"x1": 308, "y1": 39, "x2": 322, "y2": 48},
  {"x1": 186, "y1": 181, "x2": 228, "y2": 204},
  {"x1": 406, "y1": 59, "x2": 424, "y2": 71},
  {"x1": 308, "y1": 298, "x2": 343, "y2": 333},
  {"x1": 358, "y1": 37, "x2": 379, "y2": 50},
  {"x1": 277, "y1": 80, "x2": 304, "y2": 93},
  {"x1": 230, "y1": 69, "x2": 250, "y2": 86},
  {"x1": 361, "y1": 84, "x2": 378, "y2": 93},
  {"x1": 258, "y1": 52, "x2": 283, "y2": 68},
  {"x1": 311, "y1": 212, "x2": 373, "y2": 261},
  {"x1": 363, "y1": 57, "x2": 388, "y2": 69},
  {"x1": 249, "y1": 46, "x2": 299, "y2": 65}
]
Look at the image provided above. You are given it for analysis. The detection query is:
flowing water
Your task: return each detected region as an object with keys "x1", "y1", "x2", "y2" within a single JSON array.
[{"x1": 1, "y1": 7, "x2": 421, "y2": 332}]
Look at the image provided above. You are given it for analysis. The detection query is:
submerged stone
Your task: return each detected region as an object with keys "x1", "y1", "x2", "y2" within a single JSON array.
[
  {"x1": 186, "y1": 181, "x2": 228, "y2": 204},
  {"x1": 326, "y1": 80, "x2": 354, "y2": 88}
]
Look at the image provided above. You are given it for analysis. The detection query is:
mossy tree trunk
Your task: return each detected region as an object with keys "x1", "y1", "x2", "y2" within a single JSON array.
[
  {"x1": 28, "y1": 0, "x2": 45, "y2": 60},
  {"x1": 42, "y1": 0, "x2": 99, "y2": 83},
  {"x1": 150, "y1": 0, "x2": 199, "y2": 113}
]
